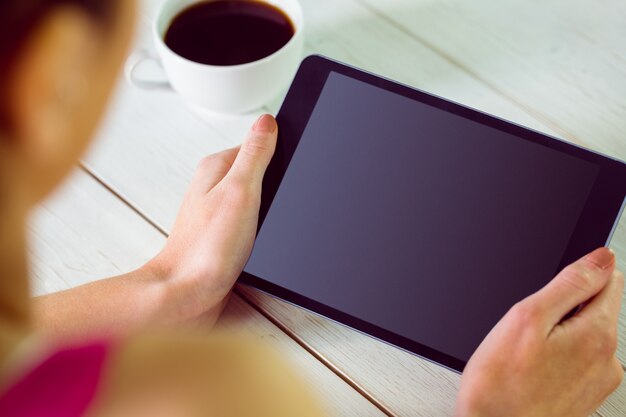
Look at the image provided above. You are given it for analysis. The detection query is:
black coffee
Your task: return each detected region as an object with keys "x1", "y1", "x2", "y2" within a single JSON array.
[{"x1": 165, "y1": 0, "x2": 295, "y2": 66}]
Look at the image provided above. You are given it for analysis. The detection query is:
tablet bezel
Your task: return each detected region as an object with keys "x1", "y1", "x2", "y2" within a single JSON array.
[{"x1": 239, "y1": 54, "x2": 626, "y2": 373}]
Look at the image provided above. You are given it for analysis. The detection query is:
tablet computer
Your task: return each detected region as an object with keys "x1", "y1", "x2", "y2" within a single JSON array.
[{"x1": 239, "y1": 55, "x2": 626, "y2": 372}]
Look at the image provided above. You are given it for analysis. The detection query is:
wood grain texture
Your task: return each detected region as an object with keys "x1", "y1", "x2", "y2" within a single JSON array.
[
  {"x1": 81, "y1": 0, "x2": 626, "y2": 415},
  {"x1": 354, "y1": 0, "x2": 626, "y2": 160},
  {"x1": 28, "y1": 170, "x2": 164, "y2": 296},
  {"x1": 28, "y1": 170, "x2": 387, "y2": 416}
]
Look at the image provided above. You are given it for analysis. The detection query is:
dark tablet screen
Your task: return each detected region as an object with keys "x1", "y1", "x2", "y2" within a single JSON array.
[{"x1": 243, "y1": 70, "x2": 609, "y2": 365}]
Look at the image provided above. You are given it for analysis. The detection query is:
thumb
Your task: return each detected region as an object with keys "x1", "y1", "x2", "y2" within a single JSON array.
[
  {"x1": 529, "y1": 247, "x2": 615, "y2": 329},
  {"x1": 228, "y1": 114, "x2": 278, "y2": 186}
]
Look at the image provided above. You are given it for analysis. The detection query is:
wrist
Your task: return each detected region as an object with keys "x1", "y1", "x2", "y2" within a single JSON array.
[
  {"x1": 141, "y1": 254, "x2": 172, "y2": 285},
  {"x1": 453, "y1": 410, "x2": 480, "y2": 417},
  {"x1": 140, "y1": 256, "x2": 226, "y2": 325},
  {"x1": 453, "y1": 409, "x2": 482, "y2": 417},
  {"x1": 137, "y1": 258, "x2": 198, "y2": 324},
  {"x1": 453, "y1": 396, "x2": 487, "y2": 417}
]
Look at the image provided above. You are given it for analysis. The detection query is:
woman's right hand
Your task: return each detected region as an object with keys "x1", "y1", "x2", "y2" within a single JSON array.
[{"x1": 455, "y1": 247, "x2": 624, "y2": 417}]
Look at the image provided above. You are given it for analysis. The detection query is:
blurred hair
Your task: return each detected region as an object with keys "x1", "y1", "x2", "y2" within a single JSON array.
[{"x1": 0, "y1": 0, "x2": 115, "y2": 129}]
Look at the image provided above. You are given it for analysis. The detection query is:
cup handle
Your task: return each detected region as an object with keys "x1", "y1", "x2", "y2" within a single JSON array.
[{"x1": 125, "y1": 49, "x2": 171, "y2": 90}]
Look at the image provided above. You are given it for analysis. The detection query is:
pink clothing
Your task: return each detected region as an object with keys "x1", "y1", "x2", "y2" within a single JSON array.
[{"x1": 0, "y1": 341, "x2": 110, "y2": 417}]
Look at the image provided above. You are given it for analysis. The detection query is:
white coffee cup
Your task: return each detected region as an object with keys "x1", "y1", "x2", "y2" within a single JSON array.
[{"x1": 125, "y1": 0, "x2": 304, "y2": 114}]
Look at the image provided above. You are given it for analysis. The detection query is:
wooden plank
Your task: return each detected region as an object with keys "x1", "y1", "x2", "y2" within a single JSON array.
[
  {"x1": 28, "y1": 169, "x2": 387, "y2": 416},
  {"x1": 28, "y1": 171, "x2": 164, "y2": 296},
  {"x1": 84, "y1": 0, "x2": 626, "y2": 415},
  {"x1": 353, "y1": 0, "x2": 626, "y2": 161}
]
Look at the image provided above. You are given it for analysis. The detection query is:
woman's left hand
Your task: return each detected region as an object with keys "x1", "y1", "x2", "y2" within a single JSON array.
[{"x1": 146, "y1": 114, "x2": 278, "y2": 325}]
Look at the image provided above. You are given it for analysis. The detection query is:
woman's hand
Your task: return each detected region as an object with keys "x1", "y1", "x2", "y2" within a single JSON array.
[
  {"x1": 146, "y1": 114, "x2": 278, "y2": 325},
  {"x1": 33, "y1": 115, "x2": 277, "y2": 337},
  {"x1": 454, "y1": 247, "x2": 624, "y2": 417}
]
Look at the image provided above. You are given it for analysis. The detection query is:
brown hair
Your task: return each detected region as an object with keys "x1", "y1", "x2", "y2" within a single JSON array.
[{"x1": 0, "y1": 0, "x2": 115, "y2": 129}]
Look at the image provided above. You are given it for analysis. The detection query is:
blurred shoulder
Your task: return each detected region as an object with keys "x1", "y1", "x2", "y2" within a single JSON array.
[{"x1": 90, "y1": 331, "x2": 326, "y2": 417}]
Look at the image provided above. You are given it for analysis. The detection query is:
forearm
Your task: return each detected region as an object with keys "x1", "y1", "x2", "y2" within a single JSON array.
[{"x1": 32, "y1": 265, "x2": 211, "y2": 339}]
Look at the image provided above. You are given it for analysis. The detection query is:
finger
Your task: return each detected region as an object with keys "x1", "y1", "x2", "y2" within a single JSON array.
[
  {"x1": 226, "y1": 114, "x2": 278, "y2": 187},
  {"x1": 192, "y1": 147, "x2": 240, "y2": 193},
  {"x1": 573, "y1": 268, "x2": 624, "y2": 328},
  {"x1": 527, "y1": 247, "x2": 615, "y2": 328}
]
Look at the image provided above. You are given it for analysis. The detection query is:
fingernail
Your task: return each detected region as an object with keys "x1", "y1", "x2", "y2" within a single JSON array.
[
  {"x1": 585, "y1": 247, "x2": 615, "y2": 270},
  {"x1": 253, "y1": 114, "x2": 277, "y2": 133}
]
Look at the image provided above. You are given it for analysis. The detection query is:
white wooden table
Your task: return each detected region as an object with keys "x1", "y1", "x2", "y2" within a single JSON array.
[{"x1": 28, "y1": 0, "x2": 626, "y2": 415}]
